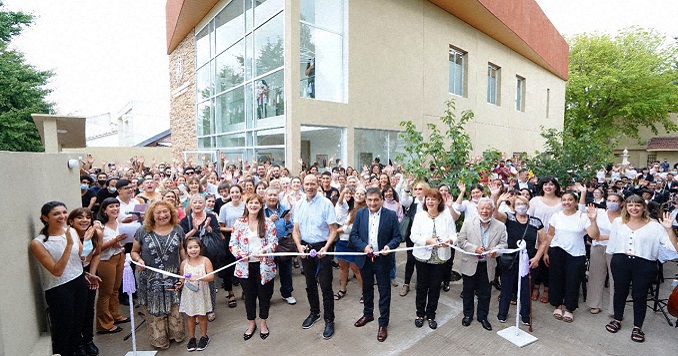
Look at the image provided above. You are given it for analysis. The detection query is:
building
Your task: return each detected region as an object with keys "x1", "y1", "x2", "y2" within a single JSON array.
[
  {"x1": 615, "y1": 113, "x2": 678, "y2": 167},
  {"x1": 87, "y1": 101, "x2": 171, "y2": 147},
  {"x1": 166, "y1": 0, "x2": 568, "y2": 171}
]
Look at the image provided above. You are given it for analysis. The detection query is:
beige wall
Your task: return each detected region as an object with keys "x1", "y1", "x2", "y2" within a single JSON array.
[
  {"x1": 285, "y1": 0, "x2": 565, "y2": 172},
  {"x1": 616, "y1": 114, "x2": 678, "y2": 167},
  {"x1": 171, "y1": 0, "x2": 567, "y2": 173},
  {"x1": 0, "y1": 151, "x2": 81, "y2": 356},
  {"x1": 63, "y1": 146, "x2": 173, "y2": 169}
]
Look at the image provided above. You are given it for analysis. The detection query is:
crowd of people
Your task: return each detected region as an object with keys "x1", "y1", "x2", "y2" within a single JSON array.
[{"x1": 31, "y1": 154, "x2": 678, "y2": 355}]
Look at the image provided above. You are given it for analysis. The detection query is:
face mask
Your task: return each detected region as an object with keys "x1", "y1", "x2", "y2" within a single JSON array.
[
  {"x1": 97, "y1": 179, "x2": 106, "y2": 185},
  {"x1": 108, "y1": 187, "x2": 117, "y2": 192},
  {"x1": 480, "y1": 216, "x2": 492, "y2": 223},
  {"x1": 472, "y1": 198, "x2": 479, "y2": 203},
  {"x1": 139, "y1": 188, "x2": 146, "y2": 193},
  {"x1": 515, "y1": 205, "x2": 528, "y2": 215},
  {"x1": 82, "y1": 239, "x2": 94, "y2": 258},
  {"x1": 206, "y1": 207, "x2": 213, "y2": 212},
  {"x1": 643, "y1": 171, "x2": 649, "y2": 174},
  {"x1": 607, "y1": 202, "x2": 620, "y2": 212},
  {"x1": 80, "y1": 184, "x2": 89, "y2": 190}
]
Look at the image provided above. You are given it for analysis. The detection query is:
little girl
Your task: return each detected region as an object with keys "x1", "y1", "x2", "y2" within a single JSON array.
[{"x1": 179, "y1": 236, "x2": 214, "y2": 352}]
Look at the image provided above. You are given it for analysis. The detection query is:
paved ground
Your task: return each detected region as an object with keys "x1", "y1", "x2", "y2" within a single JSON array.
[{"x1": 97, "y1": 252, "x2": 678, "y2": 356}]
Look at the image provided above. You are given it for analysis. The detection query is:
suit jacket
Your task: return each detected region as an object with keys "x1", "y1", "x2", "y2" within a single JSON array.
[
  {"x1": 349, "y1": 207, "x2": 402, "y2": 269},
  {"x1": 457, "y1": 216, "x2": 508, "y2": 281},
  {"x1": 513, "y1": 181, "x2": 536, "y2": 195}
]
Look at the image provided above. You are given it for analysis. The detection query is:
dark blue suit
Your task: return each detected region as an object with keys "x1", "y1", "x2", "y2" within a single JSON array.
[{"x1": 349, "y1": 207, "x2": 402, "y2": 326}]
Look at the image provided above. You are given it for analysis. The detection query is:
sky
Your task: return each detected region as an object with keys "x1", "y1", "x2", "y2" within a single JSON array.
[{"x1": 2, "y1": 0, "x2": 677, "y2": 121}]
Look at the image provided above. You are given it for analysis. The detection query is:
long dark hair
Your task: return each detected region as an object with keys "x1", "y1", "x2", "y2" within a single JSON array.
[
  {"x1": 67, "y1": 207, "x2": 98, "y2": 249},
  {"x1": 243, "y1": 194, "x2": 266, "y2": 239},
  {"x1": 97, "y1": 197, "x2": 120, "y2": 224},
  {"x1": 536, "y1": 176, "x2": 562, "y2": 197},
  {"x1": 40, "y1": 201, "x2": 67, "y2": 242}
]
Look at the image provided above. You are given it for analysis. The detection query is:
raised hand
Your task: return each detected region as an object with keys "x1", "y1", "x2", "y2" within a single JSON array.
[
  {"x1": 586, "y1": 203, "x2": 598, "y2": 220},
  {"x1": 660, "y1": 211, "x2": 675, "y2": 229}
]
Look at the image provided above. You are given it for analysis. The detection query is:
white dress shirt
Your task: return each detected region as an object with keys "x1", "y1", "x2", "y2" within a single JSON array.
[{"x1": 369, "y1": 208, "x2": 381, "y2": 250}]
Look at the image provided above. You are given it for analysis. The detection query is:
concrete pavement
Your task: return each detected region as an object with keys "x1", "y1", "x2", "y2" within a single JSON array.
[{"x1": 96, "y1": 252, "x2": 678, "y2": 355}]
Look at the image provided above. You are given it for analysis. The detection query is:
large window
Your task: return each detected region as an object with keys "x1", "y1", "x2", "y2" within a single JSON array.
[
  {"x1": 300, "y1": 0, "x2": 346, "y2": 102},
  {"x1": 516, "y1": 76, "x2": 525, "y2": 112},
  {"x1": 487, "y1": 63, "x2": 500, "y2": 105},
  {"x1": 195, "y1": 0, "x2": 285, "y2": 164},
  {"x1": 300, "y1": 126, "x2": 345, "y2": 169},
  {"x1": 448, "y1": 46, "x2": 465, "y2": 97},
  {"x1": 354, "y1": 129, "x2": 405, "y2": 169}
]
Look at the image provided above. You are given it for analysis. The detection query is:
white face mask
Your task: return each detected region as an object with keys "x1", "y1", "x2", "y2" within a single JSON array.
[
  {"x1": 606, "y1": 202, "x2": 620, "y2": 212},
  {"x1": 515, "y1": 205, "x2": 528, "y2": 215},
  {"x1": 480, "y1": 216, "x2": 492, "y2": 223}
]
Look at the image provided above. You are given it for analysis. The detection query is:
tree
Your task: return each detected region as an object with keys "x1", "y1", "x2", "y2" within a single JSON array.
[
  {"x1": 0, "y1": 2, "x2": 53, "y2": 152},
  {"x1": 397, "y1": 99, "x2": 501, "y2": 196},
  {"x1": 566, "y1": 27, "x2": 678, "y2": 144}
]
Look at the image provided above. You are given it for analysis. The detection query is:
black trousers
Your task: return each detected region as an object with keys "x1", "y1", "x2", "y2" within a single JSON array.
[
  {"x1": 301, "y1": 241, "x2": 334, "y2": 321},
  {"x1": 361, "y1": 257, "x2": 392, "y2": 326},
  {"x1": 404, "y1": 235, "x2": 416, "y2": 285},
  {"x1": 441, "y1": 249, "x2": 456, "y2": 283},
  {"x1": 240, "y1": 262, "x2": 274, "y2": 320},
  {"x1": 415, "y1": 261, "x2": 443, "y2": 319},
  {"x1": 219, "y1": 233, "x2": 237, "y2": 291},
  {"x1": 462, "y1": 261, "x2": 491, "y2": 320},
  {"x1": 610, "y1": 254, "x2": 657, "y2": 327},
  {"x1": 533, "y1": 258, "x2": 550, "y2": 287},
  {"x1": 45, "y1": 274, "x2": 88, "y2": 356},
  {"x1": 497, "y1": 260, "x2": 534, "y2": 321},
  {"x1": 548, "y1": 247, "x2": 585, "y2": 311}
]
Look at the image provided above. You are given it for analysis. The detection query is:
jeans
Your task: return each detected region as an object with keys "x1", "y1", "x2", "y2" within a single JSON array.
[
  {"x1": 276, "y1": 257, "x2": 294, "y2": 298},
  {"x1": 497, "y1": 259, "x2": 532, "y2": 321}
]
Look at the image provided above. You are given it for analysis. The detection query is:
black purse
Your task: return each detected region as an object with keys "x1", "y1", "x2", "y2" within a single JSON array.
[{"x1": 498, "y1": 221, "x2": 529, "y2": 270}]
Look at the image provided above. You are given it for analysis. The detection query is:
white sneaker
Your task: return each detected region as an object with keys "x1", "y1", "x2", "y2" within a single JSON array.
[{"x1": 283, "y1": 296, "x2": 297, "y2": 305}]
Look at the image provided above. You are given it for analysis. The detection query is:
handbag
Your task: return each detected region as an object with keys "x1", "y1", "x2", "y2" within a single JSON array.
[
  {"x1": 498, "y1": 218, "x2": 529, "y2": 270},
  {"x1": 399, "y1": 203, "x2": 417, "y2": 243},
  {"x1": 189, "y1": 214, "x2": 228, "y2": 269},
  {"x1": 275, "y1": 235, "x2": 296, "y2": 262}
]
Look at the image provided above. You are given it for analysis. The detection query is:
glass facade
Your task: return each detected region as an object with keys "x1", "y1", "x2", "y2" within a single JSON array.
[
  {"x1": 195, "y1": 0, "x2": 285, "y2": 163},
  {"x1": 354, "y1": 129, "x2": 405, "y2": 169},
  {"x1": 299, "y1": 0, "x2": 346, "y2": 102},
  {"x1": 300, "y1": 126, "x2": 345, "y2": 169}
]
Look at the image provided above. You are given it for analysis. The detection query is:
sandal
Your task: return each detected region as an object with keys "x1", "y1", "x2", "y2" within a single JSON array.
[
  {"x1": 228, "y1": 294, "x2": 237, "y2": 308},
  {"x1": 334, "y1": 290, "x2": 347, "y2": 300},
  {"x1": 562, "y1": 310, "x2": 574, "y2": 323},
  {"x1": 605, "y1": 320, "x2": 621, "y2": 333},
  {"x1": 631, "y1": 326, "x2": 645, "y2": 343},
  {"x1": 539, "y1": 288, "x2": 549, "y2": 304},
  {"x1": 531, "y1": 286, "x2": 540, "y2": 301},
  {"x1": 553, "y1": 307, "x2": 563, "y2": 320},
  {"x1": 590, "y1": 308, "x2": 601, "y2": 314}
]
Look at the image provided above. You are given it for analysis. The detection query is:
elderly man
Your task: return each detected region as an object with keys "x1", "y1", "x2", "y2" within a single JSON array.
[
  {"x1": 263, "y1": 187, "x2": 296, "y2": 305},
  {"x1": 457, "y1": 197, "x2": 507, "y2": 331},
  {"x1": 293, "y1": 174, "x2": 338, "y2": 339},
  {"x1": 349, "y1": 188, "x2": 402, "y2": 342}
]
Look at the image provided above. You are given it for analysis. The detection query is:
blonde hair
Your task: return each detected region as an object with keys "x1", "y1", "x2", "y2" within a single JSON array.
[
  {"x1": 514, "y1": 195, "x2": 529, "y2": 207},
  {"x1": 143, "y1": 200, "x2": 179, "y2": 232},
  {"x1": 620, "y1": 194, "x2": 649, "y2": 224}
]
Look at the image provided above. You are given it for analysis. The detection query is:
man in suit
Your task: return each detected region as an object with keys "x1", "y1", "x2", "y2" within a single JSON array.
[
  {"x1": 457, "y1": 197, "x2": 507, "y2": 331},
  {"x1": 513, "y1": 169, "x2": 536, "y2": 195},
  {"x1": 349, "y1": 187, "x2": 402, "y2": 342}
]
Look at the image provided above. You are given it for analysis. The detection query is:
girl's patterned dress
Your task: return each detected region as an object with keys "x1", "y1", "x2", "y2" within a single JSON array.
[{"x1": 179, "y1": 261, "x2": 213, "y2": 316}]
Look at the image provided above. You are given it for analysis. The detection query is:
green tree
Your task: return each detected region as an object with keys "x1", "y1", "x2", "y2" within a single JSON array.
[
  {"x1": 566, "y1": 27, "x2": 678, "y2": 144},
  {"x1": 397, "y1": 99, "x2": 500, "y2": 196},
  {"x1": 0, "y1": 2, "x2": 53, "y2": 152}
]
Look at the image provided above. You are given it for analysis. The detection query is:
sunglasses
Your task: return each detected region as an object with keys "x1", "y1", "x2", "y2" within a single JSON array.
[{"x1": 185, "y1": 171, "x2": 195, "y2": 175}]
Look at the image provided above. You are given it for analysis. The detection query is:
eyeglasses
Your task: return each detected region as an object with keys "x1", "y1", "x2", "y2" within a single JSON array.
[{"x1": 185, "y1": 171, "x2": 195, "y2": 175}]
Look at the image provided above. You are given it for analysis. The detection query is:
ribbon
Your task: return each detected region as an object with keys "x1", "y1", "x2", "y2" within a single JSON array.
[
  {"x1": 131, "y1": 243, "x2": 525, "y2": 281},
  {"x1": 122, "y1": 254, "x2": 136, "y2": 295}
]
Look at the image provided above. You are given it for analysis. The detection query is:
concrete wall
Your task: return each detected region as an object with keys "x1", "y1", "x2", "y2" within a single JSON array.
[
  {"x1": 63, "y1": 146, "x2": 174, "y2": 169},
  {"x1": 168, "y1": 30, "x2": 198, "y2": 161},
  {"x1": 0, "y1": 151, "x2": 81, "y2": 356},
  {"x1": 615, "y1": 114, "x2": 678, "y2": 167},
  {"x1": 285, "y1": 0, "x2": 566, "y2": 172}
]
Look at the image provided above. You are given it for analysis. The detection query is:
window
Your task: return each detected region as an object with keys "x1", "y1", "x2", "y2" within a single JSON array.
[
  {"x1": 516, "y1": 76, "x2": 525, "y2": 112},
  {"x1": 487, "y1": 63, "x2": 500, "y2": 105},
  {"x1": 300, "y1": 0, "x2": 346, "y2": 102},
  {"x1": 448, "y1": 46, "x2": 465, "y2": 96},
  {"x1": 354, "y1": 129, "x2": 405, "y2": 168},
  {"x1": 546, "y1": 88, "x2": 550, "y2": 118}
]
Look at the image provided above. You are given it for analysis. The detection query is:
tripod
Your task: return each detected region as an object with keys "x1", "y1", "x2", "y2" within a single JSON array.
[{"x1": 646, "y1": 262, "x2": 674, "y2": 326}]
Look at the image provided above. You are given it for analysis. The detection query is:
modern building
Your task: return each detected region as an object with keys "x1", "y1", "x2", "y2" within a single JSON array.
[{"x1": 166, "y1": 0, "x2": 568, "y2": 172}]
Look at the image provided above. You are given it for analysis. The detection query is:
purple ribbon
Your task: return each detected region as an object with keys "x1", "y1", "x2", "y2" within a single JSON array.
[
  {"x1": 309, "y1": 249, "x2": 317, "y2": 258},
  {"x1": 519, "y1": 248, "x2": 530, "y2": 278},
  {"x1": 122, "y1": 260, "x2": 136, "y2": 295}
]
